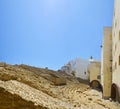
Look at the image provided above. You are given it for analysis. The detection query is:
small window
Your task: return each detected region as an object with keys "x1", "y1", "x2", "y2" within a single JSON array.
[
  {"x1": 110, "y1": 59, "x2": 112, "y2": 62},
  {"x1": 110, "y1": 66, "x2": 112, "y2": 72},
  {"x1": 97, "y1": 75, "x2": 101, "y2": 79},
  {"x1": 84, "y1": 72, "x2": 86, "y2": 75},
  {"x1": 119, "y1": 55, "x2": 120, "y2": 65},
  {"x1": 110, "y1": 35, "x2": 112, "y2": 40},
  {"x1": 119, "y1": 31, "x2": 120, "y2": 40}
]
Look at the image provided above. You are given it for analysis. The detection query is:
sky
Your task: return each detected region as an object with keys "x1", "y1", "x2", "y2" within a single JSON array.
[{"x1": 0, "y1": 0, "x2": 114, "y2": 70}]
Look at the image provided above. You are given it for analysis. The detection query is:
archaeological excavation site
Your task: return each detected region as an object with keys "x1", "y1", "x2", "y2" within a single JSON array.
[
  {"x1": 0, "y1": 62, "x2": 120, "y2": 109},
  {"x1": 1, "y1": 0, "x2": 120, "y2": 109}
]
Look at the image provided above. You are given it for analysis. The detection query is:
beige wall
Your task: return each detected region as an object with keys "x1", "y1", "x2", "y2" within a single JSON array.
[
  {"x1": 88, "y1": 61, "x2": 101, "y2": 83},
  {"x1": 101, "y1": 27, "x2": 112, "y2": 99},
  {"x1": 112, "y1": 0, "x2": 120, "y2": 89}
]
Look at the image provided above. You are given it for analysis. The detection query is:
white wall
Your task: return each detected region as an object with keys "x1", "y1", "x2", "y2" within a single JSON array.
[{"x1": 61, "y1": 58, "x2": 89, "y2": 80}]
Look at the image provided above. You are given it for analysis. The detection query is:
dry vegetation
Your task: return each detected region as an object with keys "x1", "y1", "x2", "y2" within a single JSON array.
[{"x1": 0, "y1": 63, "x2": 120, "y2": 109}]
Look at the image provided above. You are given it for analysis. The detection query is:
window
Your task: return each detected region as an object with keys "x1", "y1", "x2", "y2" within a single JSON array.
[
  {"x1": 119, "y1": 55, "x2": 120, "y2": 65},
  {"x1": 110, "y1": 35, "x2": 112, "y2": 40},
  {"x1": 97, "y1": 75, "x2": 101, "y2": 79},
  {"x1": 110, "y1": 66, "x2": 112, "y2": 72},
  {"x1": 119, "y1": 31, "x2": 120, "y2": 40}
]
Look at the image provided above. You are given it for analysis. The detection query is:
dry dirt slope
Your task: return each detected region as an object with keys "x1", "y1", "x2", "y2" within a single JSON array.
[{"x1": 0, "y1": 63, "x2": 120, "y2": 109}]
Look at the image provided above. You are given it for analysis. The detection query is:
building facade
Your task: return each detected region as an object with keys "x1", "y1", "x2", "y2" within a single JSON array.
[
  {"x1": 101, "y1": 27, "x2": 112, "y2": 99},
  {"x1": 88, "y1": 61, "x2": 101, "y2": 89},
  {"x1": 100, "y1": 0, "x2": 120, "y2": 102},
  {"x1": 61, "y1": 58, "x2": 89, "y2": 80},
  {"x1": 111, "y1": 0, "x2": 120, "y2": 102}
]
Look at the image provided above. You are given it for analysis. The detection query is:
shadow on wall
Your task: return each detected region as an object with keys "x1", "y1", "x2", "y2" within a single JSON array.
[
  {"x1": 111, "y1": 83, "x2": 120, "y2": 102},
  {"x1": 90, "y1": 80, "x2": 103, "y2": 92}
]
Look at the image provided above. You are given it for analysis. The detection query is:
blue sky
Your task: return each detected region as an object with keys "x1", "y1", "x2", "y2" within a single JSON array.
[{"x1": 0, "y1": 0, "x2": 114, "y2": 70}]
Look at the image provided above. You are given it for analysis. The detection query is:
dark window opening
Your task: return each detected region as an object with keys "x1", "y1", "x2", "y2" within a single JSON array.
[
  {"x1": 110, "y1": 67, "x2": 112, "y2": 72},
  {"x1": 119, "y1": 31, "x2": 120, "y2": 40},
  {"x1": 119, "y1": 56, "x2": 120, "y2": 65},
  {"x1": 97, "y1": 75, "x2": 101, "y2": 79}
]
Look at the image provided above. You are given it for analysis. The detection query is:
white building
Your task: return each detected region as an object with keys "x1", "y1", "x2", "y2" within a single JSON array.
[{"x1": 61, "y1": 58, "x2": 89, "y2": 80}]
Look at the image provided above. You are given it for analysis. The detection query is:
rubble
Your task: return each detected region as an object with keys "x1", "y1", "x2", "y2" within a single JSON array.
[{"x1": 0, "y1": 63, "x2": 120, "y2": 109}]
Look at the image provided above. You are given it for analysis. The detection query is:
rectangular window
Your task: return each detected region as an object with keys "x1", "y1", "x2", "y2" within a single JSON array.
[
  {"x1": 119, "y1": 31, "x2": 120, "y2": 40},
  {"x1": 110, "y1": 35, "x2": 112, "y2": 40},
  {"x1": 110, "y1": 66, "x2": 112, "y2": 72},
  {"x1": 119, "y1": 55, "x2": 120, "y2": 65},
  {"x1": 97, "y1": 75, "x2": 101, "y2": 79}
]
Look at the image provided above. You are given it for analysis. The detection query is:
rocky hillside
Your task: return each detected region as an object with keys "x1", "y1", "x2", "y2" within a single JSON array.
[{"x1": 0, "y1": 63, "x2": 120, "y2": 109}]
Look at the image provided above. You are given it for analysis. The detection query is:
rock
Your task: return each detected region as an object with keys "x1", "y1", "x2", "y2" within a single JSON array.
[{"x1": 88, "y1": 98, "x2": 93, "y2": 101}]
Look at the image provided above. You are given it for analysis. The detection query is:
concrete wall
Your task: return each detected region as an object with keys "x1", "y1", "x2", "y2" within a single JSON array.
[
  {"x1": 101, "y1": 27, "x2": 112, "y2": 99},
  {"x1": 112, "y1": 0, "x2": 120, "y2": 98}
]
